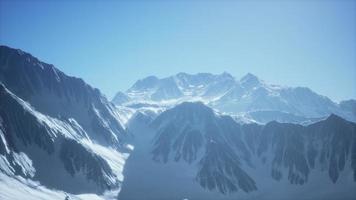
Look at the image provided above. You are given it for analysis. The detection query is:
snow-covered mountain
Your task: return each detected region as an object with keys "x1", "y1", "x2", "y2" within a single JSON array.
[
  {"x1": 120, "y1": 101, "x2": 356, "y2": 200},
  {"x1": 112, "y1": 92, "x2": 131, "y2": 106},
  {"x1": 0, "y1": 46, "x2": 130, "y2": 200},
  {"x1": 0, "y1": 46, "x2": 127, "y2": 146},
  {"x1": 340, "y1": 99, "x2": 356, "y2": 119},
  {"x1": 113, "y1": 72, "x2": 355, "y2": 124},
  {"x1": 2, "y1": 45, "x2": 355, "y2": 200}
]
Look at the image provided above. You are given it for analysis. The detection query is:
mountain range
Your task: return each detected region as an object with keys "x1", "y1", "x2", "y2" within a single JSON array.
[
  {"x1": 114, "y1": 72, "x2": 355, "y2": 124},
  {"x1": 119, "y1": 102, "x2": 356, "y2": 200},
  {"x1": 0, "y1": 45, "x2": 355, "y2": 200}
]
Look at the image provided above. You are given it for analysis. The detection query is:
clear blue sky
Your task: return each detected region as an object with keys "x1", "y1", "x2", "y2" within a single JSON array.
[{"x1": 1, "y1": 0, "x2": 355, "y2": 102}]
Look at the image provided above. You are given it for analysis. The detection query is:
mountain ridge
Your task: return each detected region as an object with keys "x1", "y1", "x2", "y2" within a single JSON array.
[
  {"x1": 114, "y1": 72, "x2": 355, "y2": 124},
  {"x1": 1, "y1": 46, "x2": 355, "y2": 200},
  {"x1": 0, "y1": 45, "x2": 130, "y2": 199},
  {"x1": 120, "y1": 101, "x2": 356, "y2": 199},
  {"x1": 0, "y1": 45, "x2": 126, "y2": 146}
]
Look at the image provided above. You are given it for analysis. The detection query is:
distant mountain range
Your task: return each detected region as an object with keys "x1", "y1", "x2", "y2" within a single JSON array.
[
  {"x1": 1, "y1": 46, "x2": 355, "y2": 200},
  {"x1": 113, "y1": 72, "x2": 356, "y2": 124}
]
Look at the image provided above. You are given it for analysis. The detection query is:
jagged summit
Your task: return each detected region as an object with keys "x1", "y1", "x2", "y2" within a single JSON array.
[
  {"x1": 134, "y1": 101, "x2": 356, "y2": 197},
  {"x1": 129, "y1": 75, "x2": 159, "y2": 91},
  {"x1": 151, "y1": 101, "x2": 217, "y2": 130},
  {"x1": 0, "y1": 45, "x2": 35, "y2": 60},
  {"x1": 171, "y1": 101, "x2": 214, "y2": 114},
  {"x1": 240, "y1": 72, "x2": 259, "y2": 82},
  {"x1": 1, "y1": 45, "x2": 126, "y2": 146},
  {"x1": 116, "y1": 71, "x2": 356, "y2": 123},
  {"x1": 239, "y1": 73, "x2": 261, "y2": 89},
  {"x1": 326, "y1": 113, "x2": 344, "y2": 121}
]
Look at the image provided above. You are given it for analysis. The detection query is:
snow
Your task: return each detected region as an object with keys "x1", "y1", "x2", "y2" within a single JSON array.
[
  {"x1": 77, "y1": 189, "x2": 120, "y2": 200},
  {"x1": 4, "y1": 86, "x2": 88, "y2": 140},
  {"x1": 11, "y1": 152, "x2": 36, "y2": 177},
  {"x1": 81, "y1": 139, "x2": 130, "y2": 182},
  {"x1": 125, "y1": 144, "x2": 134, "y2": 151},
  {"x1": 0, "y1": 149, "x2": 35, "y2": 178},
  {"x1": 0, "y1": 156, "x2": 13, "y2": 175},
  {"x1": 0, "y1": 85, "x2": 130, "y2": 199},
  {"x1": 0, "y1": 173, "x2": 73, "y2": 200},
  {"x1": 0, "y1": 129, "x2": 10, "y2": 153},
  {"x1": 113, "y1": 105, "x2": 135, "y2": 127},
  {"x1": 113, "y1": 72, "x2": 355, "y2": 124},
  {"x1": 120, "y1": 101, "x2": 356, "y2": 199},
  {"x1": 0, "y1": 173, "x2": 116, "y2": 200}
]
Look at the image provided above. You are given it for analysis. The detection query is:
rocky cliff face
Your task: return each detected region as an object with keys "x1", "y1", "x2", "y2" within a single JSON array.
[
  {"x1": 0, "y1": 46, "x2": 126, "y2": 146},
  {"x1": 120, "y1": 102, "x2": 356, "y2": 199},
  {"x1": 0, "y1": 46, "x2": 130, "y2": 199}
]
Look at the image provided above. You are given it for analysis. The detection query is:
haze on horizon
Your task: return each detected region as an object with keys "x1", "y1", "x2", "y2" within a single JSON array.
[{"x1": 0, "y1": 0, "x2": 355, "y2": 102}]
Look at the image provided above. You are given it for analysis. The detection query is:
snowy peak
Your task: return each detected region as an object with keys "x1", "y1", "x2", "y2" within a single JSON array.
[
  {"x1": 175, "y1": 72, "x2": 215, "y2": 84},
  {"x1": 220, "y1": 71, "x2": 234, "y2": 79},
  {"x1": 112, "y1": 91, "x2": 130, "y2": 105},
  {"x1": 0, "y1": 46, "x2": 131, "y2": 199},
  {"x1": 150, "y1": 102, "x2": 219, "y2": 163},
  {"x1": 325, "y1": 113, "x2": 345, "y2": 122},
  {"x1": 174, "y1": 72, "x2": 234, "y2": 86},
  {"x1": 0, "y1": 83, "x2": 128, "y2": 194},
  {"x1": 151, "y1": 77, "x2": 183, "y2": 100},
  {"x1": 147, "y1": 102, "x2": 356, "y2": 195},
  {"x1": 239, "y1": 73, "x2": 262, "y2": 89},
  {"x1": 122, "y1": 72, "x2": 238, "y2": 103},
  {"x1": 340, "y1": 99, "x2": 356, "y2": 117},
  {"x1": 160, "y1": 101, "x2": 215, "y2": 117},
  {"x1": 0, "y1": 45, "x2": 126, "y2": 146},
  {"x1": 116, "y1": 71, "x2": 356, "y2": 123},
  {"x1": 151, "y1": 101, "x2": 217, "y2": 130},
  {"x1": 128, "y1": 75, "x2": 159, "y2": 92},
  {"x1": 150, "y1": 102, "x2": 256, "y2": 193},
  {"x1": 127, "y1": 75, "x2": 183, "y2": 101}
]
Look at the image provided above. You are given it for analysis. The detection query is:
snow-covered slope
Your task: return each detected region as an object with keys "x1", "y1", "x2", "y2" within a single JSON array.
[
  {"x1": 113, "y1": 72, "x2": 355, "y2": 124},
  {"x1": 0, "y1": 46, "x2": 130, "y2": 199},
  {"x1": 0, "y1": 46, "x2": 126, "y2": 146},
  {"x1": 120, "y1": 102, "x2": 356, "y2": 199}
]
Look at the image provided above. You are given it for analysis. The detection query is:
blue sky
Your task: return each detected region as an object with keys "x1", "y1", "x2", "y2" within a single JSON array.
[{"x1": 1, "y1": 0, "x2": 355, "y2": 101}]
